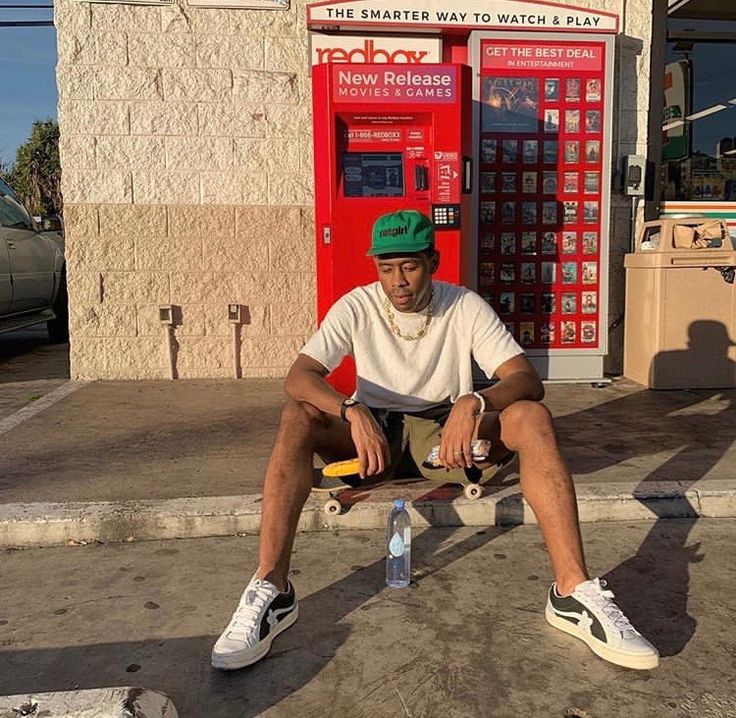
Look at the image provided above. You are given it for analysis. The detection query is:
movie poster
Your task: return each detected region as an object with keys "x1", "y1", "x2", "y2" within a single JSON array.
[
  {"x1": 581, "y1": 321, "x2": 597, "y2": 343},
  {"x1": 541, "y1": 262, "x2": 556, "y2": 284},
  {"x1": 500, "y1": 292, "x2": 515, "y2": 313},
  {"x1": 541, "y1": 232, "x2": 557, "y2": 254},
  {"x1": 482, "y1": 76, "x2": 539, "y2": 132},
  {"x1": 480, "y1": 231, "x2": 495, "y2": 251},
  {"x1": 520, "y1": 322, "x2": 535, "y2": 345},
  {"x1": 562, "y1": 293, "x2": 577, "y2": 314},
  {"x1": 521, "y1": 294, "x2": 536, "y2": 314},
  {"x1": 500, "y1": 232, "x2": 516, "y2": 255},
  {"x1": 481, "y1": 172, "x2": 496, "y2": 193},
  {"x1": 481, "y1": 139, "x2": 497, "y2": 163},
  {"x1": 522, "y1": 172, "x2": 537, "y2": 193},
  {"x1": 561, "y1": 320, "x2": 576, "y2": 344},
  {"x1": 562, "y1": 231, "x2": 577, "y2": 254},
  {"x1": 523, "y1": 140, "x2": 538, "y2": 163},
  {"x1": 582, "y1": 232, "x2": 598, "y2": 254},
  {"x1": 581, "y1": 291, "x2": 597, "y2": 314},
  {"x1": 521, "y1": 231, "x2": 537, "y2": 254},
  {"x1": 541, "y1": 293, "x2": 556, "y2": 313},
  {"x1": 542, "y1": 172, "x2": 558, "y2": 194},
  {"x1": 543, "y1": 141, "x2": 558, "y2": 164}
]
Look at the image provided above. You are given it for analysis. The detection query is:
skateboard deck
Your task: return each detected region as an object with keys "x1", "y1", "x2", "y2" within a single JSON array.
[{"x1": 312, "y1": 452, "x2": 516, "y2": 515}]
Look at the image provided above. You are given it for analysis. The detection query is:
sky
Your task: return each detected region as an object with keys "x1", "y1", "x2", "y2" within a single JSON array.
[{"x1": 0, "y1": 3, "x2": 58, "y2": 167}]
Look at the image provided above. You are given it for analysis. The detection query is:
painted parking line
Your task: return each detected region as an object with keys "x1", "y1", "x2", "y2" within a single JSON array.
[{"x1": 0, "y1": 380, "x2": 89, "y2": 437}]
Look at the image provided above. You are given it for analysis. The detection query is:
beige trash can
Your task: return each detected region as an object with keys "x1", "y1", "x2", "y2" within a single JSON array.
[{"x1": 623, "y1": 217, "x2": 736, "y2": 389}]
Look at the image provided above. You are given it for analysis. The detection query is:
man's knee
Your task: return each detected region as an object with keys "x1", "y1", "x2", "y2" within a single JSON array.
[
  {"x1": 279, "y1": 399, "x2": 326, "y2": 437},
  {"x1": 499, "y1": 400, "x2": 555, "y2": 450}
]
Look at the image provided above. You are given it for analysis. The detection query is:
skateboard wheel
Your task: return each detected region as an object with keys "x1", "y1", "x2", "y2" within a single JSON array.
[
  {"x1": 464, "y1": 484, "x2": 483, "y2": 500},
  {"x1": 324, "y1": 499, "x2": 342, "y2": 515}
]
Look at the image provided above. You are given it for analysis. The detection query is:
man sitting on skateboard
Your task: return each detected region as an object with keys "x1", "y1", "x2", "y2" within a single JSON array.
[{"x1": 212, "y1": 209, "x2": 659, "y2": 672}]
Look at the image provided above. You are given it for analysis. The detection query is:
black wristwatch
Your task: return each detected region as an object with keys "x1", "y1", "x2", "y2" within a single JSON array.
[{"x1": 340, "y1": 398, "x2": 361, "y2": 422}]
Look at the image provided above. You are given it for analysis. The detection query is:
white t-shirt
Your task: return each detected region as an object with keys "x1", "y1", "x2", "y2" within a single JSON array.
[{"x1": 301, "y1": 281, "x2": 524, "y2": 412}]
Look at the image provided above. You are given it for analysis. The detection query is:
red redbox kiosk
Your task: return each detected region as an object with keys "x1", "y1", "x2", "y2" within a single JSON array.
[{"x1": 312, "y1": 62, "x2": 473, "y2": 391}]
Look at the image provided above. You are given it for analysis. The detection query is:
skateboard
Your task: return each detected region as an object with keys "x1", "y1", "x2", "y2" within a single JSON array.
[{"x1": 312, "y1": 445, "x2": 516, "y2": 515}]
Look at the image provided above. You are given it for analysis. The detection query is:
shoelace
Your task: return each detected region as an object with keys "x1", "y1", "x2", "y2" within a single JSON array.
[
  {"x1": 228, "y1": 580, "x2": 278, "y2": 642},
  {"x1": 579, "y1": 578, "x2": 638, "y2": 638}
]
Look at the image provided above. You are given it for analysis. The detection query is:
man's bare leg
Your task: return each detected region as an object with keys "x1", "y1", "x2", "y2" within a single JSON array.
[
  {"x1": 484, "y1": 400, "x2": 659, "y2": 669},
  {"x1": 211, "y1": 399, "x2": 355, "y2": 670},
  {"x1": 480, "y1": 400, "x2": 588, "y2": 595},
  {"x1": 257, "y1": 399, "x2": 355, "y2": 591}
]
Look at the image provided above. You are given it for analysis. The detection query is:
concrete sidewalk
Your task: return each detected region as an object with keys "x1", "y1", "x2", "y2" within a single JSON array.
[
  {"x1": 1, "y1": 520, "x2": 734, "y2": 717},
  {"x1": 1, "y1": 376, "x2": 734, "y2": 545}
]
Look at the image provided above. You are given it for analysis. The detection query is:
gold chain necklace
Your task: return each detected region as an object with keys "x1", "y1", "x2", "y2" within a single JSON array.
[{"x1": 382, "y1": 289, "x2": 433, "y2": 341}]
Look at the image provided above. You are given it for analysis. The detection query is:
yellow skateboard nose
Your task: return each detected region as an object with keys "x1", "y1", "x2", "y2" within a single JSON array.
[{"x1": 322, "y1": 458, "x2": 361, "y2": 478}]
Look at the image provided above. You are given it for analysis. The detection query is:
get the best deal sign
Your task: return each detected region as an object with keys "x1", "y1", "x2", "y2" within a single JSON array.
[{"x1": 308, "y1": 0, "x2": 618, "y2": 33}]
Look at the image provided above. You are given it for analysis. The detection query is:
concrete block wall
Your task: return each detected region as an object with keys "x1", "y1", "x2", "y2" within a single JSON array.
[
  {"x1": 56, "y1": 0, "x2": 654, "y2": 379},
  {"x1": 56, "y1": 0, "x2": 315, "y2": 379}
]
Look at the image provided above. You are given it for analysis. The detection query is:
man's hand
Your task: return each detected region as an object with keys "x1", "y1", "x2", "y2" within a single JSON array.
[
  {"x1": 345, "y1": 405, "x2": 390, "y2": 478},
  {"x1": 439, "y1": 394, "x2": 480, "y2": 469}
]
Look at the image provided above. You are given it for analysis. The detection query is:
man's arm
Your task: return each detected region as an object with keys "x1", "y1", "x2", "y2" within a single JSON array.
[
  {"x1": 439, "y1": 354, "x2": 543, "y2": 469},
  {"x1": 284, "y1": 353, "x2": 348, "y2": 418},
  {"x1": 284, "y1": 353, "x2": 389, "y2": 477},
  {"x1": 477, "y1": 354, "x2": 545, "y2": 411}
]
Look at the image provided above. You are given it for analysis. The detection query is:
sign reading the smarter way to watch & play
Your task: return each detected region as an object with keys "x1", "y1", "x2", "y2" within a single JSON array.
[{"x1": 308, "y1": 0, "x2": 618, "y2": 33}]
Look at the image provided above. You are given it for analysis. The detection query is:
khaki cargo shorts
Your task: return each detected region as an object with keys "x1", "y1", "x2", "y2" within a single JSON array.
[{"x1": 369, "y1": 404, "x2": 511, "y2": 486}]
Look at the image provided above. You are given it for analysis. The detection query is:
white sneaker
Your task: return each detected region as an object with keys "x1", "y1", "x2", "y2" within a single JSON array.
[
  {"x1": 211, "y1": 575, "x2": 298, "y2": 670},
  {"x1": 545, "y1": 577, "x2": 659, "y2": 670}
]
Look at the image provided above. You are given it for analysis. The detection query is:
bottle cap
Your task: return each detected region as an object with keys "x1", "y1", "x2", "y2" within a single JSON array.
[{"x1": 393, "y1": 499, "x2": 405, "y2": 509}]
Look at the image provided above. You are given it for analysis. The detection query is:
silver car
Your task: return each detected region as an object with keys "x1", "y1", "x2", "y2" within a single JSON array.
[{"x1": 0, "y1": 177, "x2": 67, "y2": 342}]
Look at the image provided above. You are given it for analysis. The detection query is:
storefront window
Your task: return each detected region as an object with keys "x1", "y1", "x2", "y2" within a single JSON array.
[{"x1": 662, "y1": 19, "x2": 736, "y2": 202}]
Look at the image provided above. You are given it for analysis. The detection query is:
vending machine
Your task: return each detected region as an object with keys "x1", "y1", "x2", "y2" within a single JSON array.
[
  {"x1": 312, "y1": 62, "x2": 473, "y2": 391},
  {"x1": 470, "y1": 32, "x2": 615, "y2": 382}
]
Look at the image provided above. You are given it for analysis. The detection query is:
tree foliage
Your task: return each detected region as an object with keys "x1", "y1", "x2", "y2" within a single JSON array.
[{"x1": 1, "y1": 119, "x2": 62, "y2": 217}]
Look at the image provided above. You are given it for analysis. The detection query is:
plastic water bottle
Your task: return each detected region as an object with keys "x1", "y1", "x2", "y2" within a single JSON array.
[{"x1": 386, "y1": 499, "x2": 411, "y2": 588}]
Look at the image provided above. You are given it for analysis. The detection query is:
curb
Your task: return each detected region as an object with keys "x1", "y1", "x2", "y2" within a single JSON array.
[
  {"x1": 0, "y1": 687, "x2": 177, "y2": 717},
  {"x1": 1, "y1": 480, "x2": 734, "y2": 548}
]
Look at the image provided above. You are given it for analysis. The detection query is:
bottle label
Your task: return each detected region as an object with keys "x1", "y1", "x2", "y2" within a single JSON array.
[{"x1": 389, "y1": 532, "x2": 404, "y2": 558}]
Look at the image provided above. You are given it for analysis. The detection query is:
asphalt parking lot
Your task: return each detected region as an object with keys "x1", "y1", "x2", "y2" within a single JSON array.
[{"x1": 0, "y1": 326, "x2": 69, "y2": 421}]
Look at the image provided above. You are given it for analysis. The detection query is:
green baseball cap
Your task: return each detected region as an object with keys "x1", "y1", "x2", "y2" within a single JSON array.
[{"x1": 367, "y1": 210, "x2": 435, "y2": 257}]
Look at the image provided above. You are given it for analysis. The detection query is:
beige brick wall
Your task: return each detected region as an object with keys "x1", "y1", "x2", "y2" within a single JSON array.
[
  {"x1": 56, "y1": 0, "x2": 314, "y2": 379},
  {"x1": 56, "y1": 0, "x2": 653, "y2": 379}
]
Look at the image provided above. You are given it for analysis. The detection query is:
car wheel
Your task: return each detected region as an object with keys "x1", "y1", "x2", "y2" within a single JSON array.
[{"x1": 47, "y1": 268, "x2": 69, "y2": 344}]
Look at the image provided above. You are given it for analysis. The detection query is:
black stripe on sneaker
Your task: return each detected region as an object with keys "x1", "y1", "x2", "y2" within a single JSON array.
[
  {"x1": 258, "y1": 582, "x2": 297, "y2": 641},
  {"x1": 549, "y1": 587, "x2": 607, "y2": 642}
]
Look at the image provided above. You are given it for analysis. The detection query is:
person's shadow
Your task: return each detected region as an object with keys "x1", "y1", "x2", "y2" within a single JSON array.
[{"x1": 558, "y1": 320, "x2": 735, "y2": 659}]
